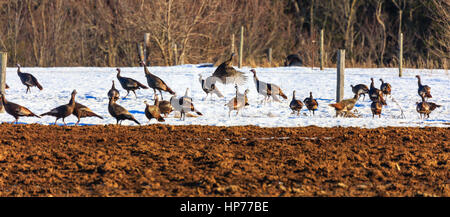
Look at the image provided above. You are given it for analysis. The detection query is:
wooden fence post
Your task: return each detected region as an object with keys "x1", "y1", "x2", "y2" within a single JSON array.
[
  {"x1": 399, "y1": 32, "x2": 403, "y2": 77},
  {"x1": 337, "y1": 49, "x2": 345, "y2": 102},
  {"x1": 137, "y1": 43, "x2": 145, "y2": 64},
  {"x1": 443, "y1": 58, "x2": 448, "y2": 75},
  {"x1": 144, "y1": 33, "x2": 151, "y2": 65},
  {"x1": 239, "y1": 26, "x2": 244, "y2": 68},
  {"x1": 179, "y1": 51, "x2": 184, "y2": 65},
  {"x1": 231, "y1": 34, "x2": 235, "y2": 54},
  {"x1": 0, "y1": 52, "x2": 7, "y2": 113},
  {"x1": 173, "y1": 44, "x2": 178, "y2": 65},
  {"x1": 267, "y1": 48, "x2": 272, "y2": 66},
  {"x1": 320, "y1": 29, "x2": 324, "y2": 70}
]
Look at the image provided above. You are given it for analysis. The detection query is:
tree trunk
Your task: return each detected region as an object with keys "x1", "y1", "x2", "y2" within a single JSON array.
[
  {"x1": 27, "y1": 0, "x2": 40, "y2": 66},
  {"x1": 166, "y1": 0, "x2": 173, "y2": 66},
  {"x1": 376, "y1": 1, "x2": 386, "y2": 67},
  {"x1": 39, "y1": 0, "x2": 47, "y2": 66},
  {"x1": 344, "y1": 0, "x2": 358, "y2": 51}
]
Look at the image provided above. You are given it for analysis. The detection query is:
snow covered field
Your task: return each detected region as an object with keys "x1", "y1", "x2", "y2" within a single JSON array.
[{"x1": 1, "y1": 65, "x2": 448, "y2": 128}]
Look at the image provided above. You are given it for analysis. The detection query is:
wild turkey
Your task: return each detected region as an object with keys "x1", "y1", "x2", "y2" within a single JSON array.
[
  {"x1": 369, "y1": 78, "x2": 383, "y2": 102},
  {"x1": 116, "y1": 68, "x2": 148, "y2": 99},
  {"x1": 41, "y1": 90, "x2": 77, "y2": 125},
  {"x1": 416, "y1": 96, "x2": 441, "y2": 119},
  {"x1": 350, "y1": 84, "x2": 369, "y2": 101},
  {"x1": 370, "y1": 101, "x2": 382, "y2": 118},
  {"x1": 108, "y1": 96, "x2": 140, "y2": 125},
  {"x1": 107, "y1": 80, "x2": 120, "y2": 100},
  {"x1": 304, "y1": 92, "x2": 319, "y2": 115},
  {"x1": 225, "y1": 85, "x2": 248, "y2": 117},
  {"x1": 198, "y1": 74, "x2": 224, "y2": 100},
  {"x1": 170, "y1": 89, "x2": 202, "y2": 120},
  {"x1": 16, "y1": 64, "x2": 43, "y2": 93},
  {"x1": 376, "y1": 89, "x2": 387, "y2": 105},
  {"x1": 0, "y1": 93, "x2": 40, "y2": 123},
  {"x1": 73, "y1": 102, "x2": 103, "y2": 126},
  {"x1": 416, "y1": 95, "x2": 430, "y2": 119},
  {"x1": 370, "y1": 94, "x2": 386, "y2": 118},
  {"x1": 289, "y1": 90, "x2": 303, "y2": 116},
  {"x1": 379, "y1": 79, "x2": 392, "y2": 98},
  {"x1": 212, "y1": 53, "x2": 247, "y2": 85},
  {"x1": 158, "y1": 99, "x2": 173, "y2": 117},
  {"x1": 416, "y1": 75, "x2": 432, "y2": 99},
  {"x1": 144, "y1": 95, "x2": 165, "y2": 123},
  {"x1": 328, "y1": 94, "x2": 359, "y2": 117},
  {"x1": 140, "y1": 61, "x2": 175, "y2": 100},
  {"x1": 5, "y1": 83, "x2": 9, "y2": 89},
  {"x1": 251, "y1": 69, "x2": 287, "y2": 103}
]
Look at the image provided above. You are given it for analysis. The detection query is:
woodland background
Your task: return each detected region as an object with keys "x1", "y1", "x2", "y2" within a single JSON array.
[{"x1": 0, "y1": 0, "x2": 448, "y2": 68}]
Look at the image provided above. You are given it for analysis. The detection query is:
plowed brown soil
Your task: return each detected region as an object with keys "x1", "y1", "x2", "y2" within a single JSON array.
[{"x1": 0, "y1": 123, "x2": 448, "y2": 197}]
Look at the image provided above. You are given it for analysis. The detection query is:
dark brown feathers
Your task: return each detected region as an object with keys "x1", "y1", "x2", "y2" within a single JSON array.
[
  {"x1": 212, "y1": 53, "x2": 247, "y2": 85},
  {"x1": 144, "y1": 96, "x2": 165, "y2": 123},
  {"x1": 290, "y1": 90, "x2": 303, "y2": 116},
  {"x1": 0, "y1": 93, "x2": 40, "y2": 123},
  {"x1": 379, "y1": 78, "x2": 391, "y2": 96},
  {"x1": 16, "y1": 64, "x2": 43, "y2": 93},
  {"x1": 108, "y1": 80, "x2": 120, "y2": 100},
  {"x1": 303, "y1": 92, "x2": 318, "y2": 115},
  {"x1": 416, "y1": 95, "x2": 441, "y2": 119},
  {"x1": 116, "y1": 68, "x2": 148, "y2": 99},
  {"x1": 351, "y1": 84, "x2": 369, "y2": 100},
  {"x1": 73, "y1": 102, "x2": 103, "y2": 125},
  {"x1": 108, "y1": 96, "x2": 140, "y2": 125},
  {"x1": 416, "y1": 75, "x2": 432, "y2": 99},
  {"x1": 41, "y1": 90, "x2": 77, "y2": 125},
  {"x1": 158, "y1": 100, "x2": 173, "y2": 117},
  {"x1": 371, "y1": 101, "x2": 383, "y2": 118},
  {"x1": 369, "y1": 78, "x2": 383, "y2": 102},
  {"x1": 416, "y1": 95, "x2": 430, "y2": 119},
  {"x1": 140, "y1": 61, "x2": 175, "y2": 99}
]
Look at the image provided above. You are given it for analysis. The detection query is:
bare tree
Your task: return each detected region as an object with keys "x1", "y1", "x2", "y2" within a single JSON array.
[
  {"x1": 0, "y1": 0, "x2": 447, "y2": 68},
  {"x1": 375, "y1": 0, "x2": 386, "y2": 66},
  {"x1": 421, "y1": 0, "x2": 449, "y2": 63},
  {"x1": 392, "y1": 0, "x2": 406, "y2": 36},
  {"x1": 27, "y1": 0, "x2": 47, "y2": 66}
]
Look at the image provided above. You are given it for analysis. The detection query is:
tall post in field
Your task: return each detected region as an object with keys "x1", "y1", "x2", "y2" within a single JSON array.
[
  {"x1": 399, "y1": 32, "x2": 403, "y2": 77},
  {"x1": 311, "y1": 31, "x2": 315, "y2": 69},
  {"x1": 239, "y1": 26, "x2": 244, "y2": 68},
  {"x1": 231, "y1": 34, "x2": 235, "y2": 54},
  {"x1": 320, "y1": 29, "x2": 324, "y2": 70},
  {"x1": 443, "y1": 58, "x2": 448, "y2": 75},
  {"x1": 144, "y1": 33, "x2": 151, "y2": 66},
  {"x1": 173, "y1": 44, "x2": 178, "y2": 66},
  {"x1": 268, "y1": 48, "x2": 272, "y2": 66},
  {"x1": 337, "y1": 49, "x2": 345, "y2": 102},
  {"x1": 0, "y1": 52, "x2": 7, "y2": 113},
  {"x1": 179, "y1": 51, "x2": 184, "y2": 65},
  {"x1": 137, "y1": 43, "x2": 145, "y2": 64}
]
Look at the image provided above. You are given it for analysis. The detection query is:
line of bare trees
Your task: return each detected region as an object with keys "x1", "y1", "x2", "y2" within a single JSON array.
[{"x1": 0, "y1": 0, "x2": 448, "y2": 68}]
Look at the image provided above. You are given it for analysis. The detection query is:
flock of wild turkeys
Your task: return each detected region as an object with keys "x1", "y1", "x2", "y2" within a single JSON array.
[
  {"x1": 0, "y1": 54, "x2": 442, "y2": 125},
  {"x1": 328, "y1": 75, "x2": 440, "y2": 119}
]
